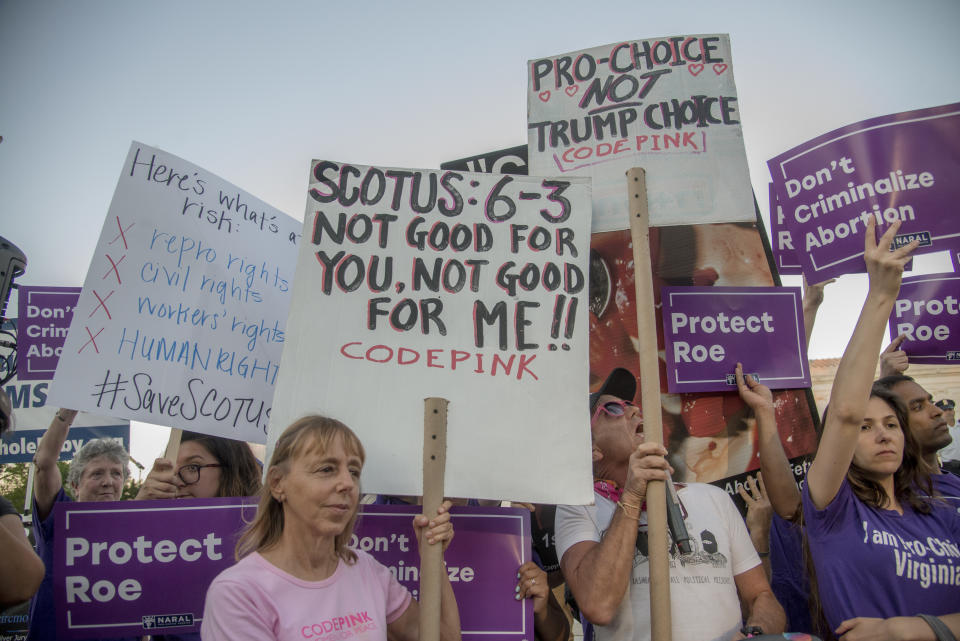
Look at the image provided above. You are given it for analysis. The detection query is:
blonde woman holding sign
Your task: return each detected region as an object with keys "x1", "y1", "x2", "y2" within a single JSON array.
[{"x1": 201, "y1": 415, "x2": 461, "y2": 641}]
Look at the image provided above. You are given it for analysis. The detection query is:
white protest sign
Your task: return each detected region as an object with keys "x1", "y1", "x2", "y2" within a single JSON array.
[
  {"x1": 528, "y1": 34, "x2": 754, "y2": 231},
  {"x1": 268, "y1": 162, "x2": 593, "y2": 503},
  {"x1": 49, "y1": 142, "x2": 300, "y2": 443}
]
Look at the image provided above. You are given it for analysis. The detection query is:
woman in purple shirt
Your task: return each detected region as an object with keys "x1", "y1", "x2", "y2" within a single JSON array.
[{"x1": 803, "y1": 220, "x2": 959, "y2": 640}]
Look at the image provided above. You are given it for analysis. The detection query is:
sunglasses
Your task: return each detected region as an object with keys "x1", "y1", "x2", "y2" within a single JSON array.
[{"x1": 592, "y1": 399, "x2": 637, "y2": 423}]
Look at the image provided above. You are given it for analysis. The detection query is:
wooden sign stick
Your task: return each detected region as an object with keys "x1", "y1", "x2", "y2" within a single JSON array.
[
  {"x1": 164, "y1": 428, "x2": 183, "y2": 462},
  {"x1": 420, "y1": 397, "x2": 448, "y2": 641},
  {"x1": 626, "y1": 168, "x2": 672, "y2": 641}
]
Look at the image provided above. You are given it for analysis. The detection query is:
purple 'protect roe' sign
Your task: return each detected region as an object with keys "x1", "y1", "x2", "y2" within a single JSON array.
[
  {"x1": 887, "y1": 273, "x2": 960, "y2": 365},
  {"x1": 55, "y1": 500, "x2": 531, "y2": 640},
  {"x1": 16, "y1": 286, "x2": 81, "y2": 381},
  {"x1": 767, "y1": 103, "x2": 960, "y2": 282},
  {"x1": 661, "y1": 286, "x2": 809, "y2": 393}
]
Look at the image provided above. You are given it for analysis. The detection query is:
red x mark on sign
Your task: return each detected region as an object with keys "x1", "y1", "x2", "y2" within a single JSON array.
[
  {"x1": 79, "y1": 326, "x2": 104, "y2": 354},
  {"x1": 102, "y1": 254, "x2": 125, "y2": 285},
  {"x1": 88, "y1": 289, "x2": 114, "y2": 320},
  {"x1": 109, "y1": 216, "x2": 134, "y2": 250}
]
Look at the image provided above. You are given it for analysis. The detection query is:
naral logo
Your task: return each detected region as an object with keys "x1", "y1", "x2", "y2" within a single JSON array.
[
  {"x1": 892, "y1": 231, "x2": 932, "y2": 249},
  {"x1": 142, "y1": 613, "x2": 194, "y2": 629}
]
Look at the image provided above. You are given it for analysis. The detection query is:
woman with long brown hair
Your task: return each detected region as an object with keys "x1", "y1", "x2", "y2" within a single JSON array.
[{"x1": 803, "y1": 220, "x2": 959, "y2": 640}]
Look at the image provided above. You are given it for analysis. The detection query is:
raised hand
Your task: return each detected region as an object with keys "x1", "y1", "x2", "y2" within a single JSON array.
[
  {"x1": 864, "y1": 219, "x2": 917, "y2": 300},
  {"x1": 879, "y1": 333, "x2": 909, "y2": 377}
]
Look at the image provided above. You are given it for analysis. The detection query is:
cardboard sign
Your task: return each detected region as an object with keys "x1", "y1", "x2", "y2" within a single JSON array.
[
  {"x1": 888, "y1": 273, "x2": 960, "y2": 364},
  {"x1": 661, "y1": 286, "x2": 809, "y2": 393},
  {"x1": 0, "y1": 425, "x2": 129, "y2": 464},
  {"x1": 54, "y1": 500, "x2": 530, "y2": 640},
  {"x1": 269, "y1": 162, "x2": 593, "y2": 503},
  {"x1": 527, "y1": 34, "x2": 754, "y2": 231},
  {"x1": 768, "y1": 103, "x2": 960, "y2": 282},
  {"x1": 767, "y1": 185, "x2": 803, "y2": 276},
  {"x1": 16, "y1": 286, "x2": 82, "y2": 381},
  {"x1": 48, "y1": 142, "x2": 300, "y2": 443}
]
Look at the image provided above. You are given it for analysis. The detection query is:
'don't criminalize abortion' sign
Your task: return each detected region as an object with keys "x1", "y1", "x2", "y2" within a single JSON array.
[
  {"x1": 268, "y1": 161, "x2": 594, "y2": 504},
  {"x1": 49, "y1": 142, "x2": 300, "y2": 443},
  {"x1": 767, "y1": 103, "x2": 960, "y2": 282}
]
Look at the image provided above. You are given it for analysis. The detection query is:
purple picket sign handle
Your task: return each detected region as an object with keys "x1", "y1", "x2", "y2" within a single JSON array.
[
  {"x1": 661, "y1": 286, "x2": 810, "y2": 393},
  {"x1": 16, "y1": 286, "x2": 82, "y2": 380},
  {"x1": 887, "y1": 273, "x2": 960, "y2": 365},
  {"x1": 54, "y1": 499, "x2": 531, "y2": 640},
  {"x1": 767, "y1": 103, "x2": 960, "y2": 282}
]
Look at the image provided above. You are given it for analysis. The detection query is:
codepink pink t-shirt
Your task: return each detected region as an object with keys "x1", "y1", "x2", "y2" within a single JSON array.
[{"x1": 201, "y1": 549, "x2": 412, "y2": 641}]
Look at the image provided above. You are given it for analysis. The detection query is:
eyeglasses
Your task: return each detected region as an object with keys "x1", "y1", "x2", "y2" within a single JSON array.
[
  {"x1": 592, "y1": 399, "x2": 636, "y2": 423},
  {"x1": 177, "y1": 463, "x2": 221, "y2": 485}
]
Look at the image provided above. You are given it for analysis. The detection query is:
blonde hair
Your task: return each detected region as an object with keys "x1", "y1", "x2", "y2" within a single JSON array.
[{"x1": 236, "y1": 415, "x2": 366, "y2": 563}]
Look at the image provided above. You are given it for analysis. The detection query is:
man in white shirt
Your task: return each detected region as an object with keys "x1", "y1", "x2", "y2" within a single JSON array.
[
  {"x1": 555, "y1": 368, "x2": 785, "y2": 641},
  {"x1": 935, "y1": 398, "x2": 959, "y2": 464}
]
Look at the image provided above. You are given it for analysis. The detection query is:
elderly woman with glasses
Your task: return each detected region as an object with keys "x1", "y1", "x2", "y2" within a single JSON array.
[
  {"x1": 136, "y1": 431, "x2": 261, "y2": 500},
  {"x1": 201, "y1": 415, "x2": 461, "y2": 641}
]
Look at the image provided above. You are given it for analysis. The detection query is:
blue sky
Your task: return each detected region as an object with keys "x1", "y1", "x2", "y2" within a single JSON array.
[{"x1": 2, "y1": 0, "x2": 958, "y2": 463}]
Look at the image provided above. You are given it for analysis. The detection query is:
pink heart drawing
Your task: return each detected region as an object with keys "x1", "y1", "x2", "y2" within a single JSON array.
[
  {"x1": 565, "y1": 85, "x2": 579, "y2": 97},
  {"x1": 539, "y1": 90, "x2": 551, "y2": 102},
  {"x1": 713, "y1": 63, "x2": 728, "y2": 75},
  {"x1": 688, "y1": 63, "x2": 704, "y2": 76}
]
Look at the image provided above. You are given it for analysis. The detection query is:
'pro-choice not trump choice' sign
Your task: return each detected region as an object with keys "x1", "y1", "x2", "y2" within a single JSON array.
[
  {"x1": 767, "y1": 103, "x2": 960, "y2": 282},
  {"x1": 528, "y1": 34, "x2": 755, "y2": 231},
  {"x1": 49, "y1": 142, "x2": 300, "y2": 443},
  {"x1": 661, "y1": 286, "x2": 809, "y2": 394},
  {"x1": 269, "y1": 162, "x2": 593, "y2": 504},
  {"x1": 888, "y1": 273, "x2": 960, "y2": 365}
]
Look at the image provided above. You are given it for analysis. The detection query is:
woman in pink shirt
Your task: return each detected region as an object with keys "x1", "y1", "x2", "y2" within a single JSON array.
[{"x1": 201, "y1": 415, "x2": 461, "y2": 641}]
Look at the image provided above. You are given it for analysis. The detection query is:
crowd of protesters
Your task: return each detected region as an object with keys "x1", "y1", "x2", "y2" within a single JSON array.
[{"x1": 2, "y1": 219, "x2": 958, "y2": 641}]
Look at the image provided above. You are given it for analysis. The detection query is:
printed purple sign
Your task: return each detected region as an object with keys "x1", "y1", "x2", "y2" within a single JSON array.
[
  {"x1": 887, "y1": 273, "x2": 960, "y2": 365},
  {"x1": 661, "y1": 286, "x2": 809, "y2": 393},
  {"x1": 767, "y1": 184, "x2": 802, "y2": 276},
  {"x1": 768, "y1": 103, "x2": 960, "y2": 282},
  {"x1": 55, "y1": 500, "x2": 530, "y2": 639},
  {"x1": 357, "y1": 505, "x2": 533, "y2": 641},
  {"x1": 16, "y1": 286, "x2": 81, "y2": 380}
]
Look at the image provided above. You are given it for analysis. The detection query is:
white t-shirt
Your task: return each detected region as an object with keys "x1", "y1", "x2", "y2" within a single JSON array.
[
  {"x1": 201, "y1": 549, "x2": 412, "y2": 641},
  {"x1": 938, "y1": 423, "x2": 960, "y2": 462},
  {"x1": 555, "y1": 483, "x2": 760, "y2": 641}
]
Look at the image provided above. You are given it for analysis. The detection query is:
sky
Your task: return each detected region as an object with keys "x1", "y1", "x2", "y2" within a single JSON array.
[{"x1": 2, "y1": 0, "x2": 959, "y2": 467}]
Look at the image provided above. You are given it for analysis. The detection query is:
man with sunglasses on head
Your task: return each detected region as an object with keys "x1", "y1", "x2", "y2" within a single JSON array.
[
  {"x1": 554, "y1": 368, "x2": 785, "y2": 641},
  {"x1": 29, "y1": 409, "x2": 138, "y2": 641}
]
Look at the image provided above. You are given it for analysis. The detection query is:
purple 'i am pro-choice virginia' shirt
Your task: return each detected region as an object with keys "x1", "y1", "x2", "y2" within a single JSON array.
[{"x1": 801, "y1": 477, "x2": 960, "y2": 630}]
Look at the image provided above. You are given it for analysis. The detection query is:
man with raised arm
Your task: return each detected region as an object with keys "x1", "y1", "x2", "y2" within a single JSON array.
[
  {"x1": 28, "y1": 409, "x2": 138, "y2": 641},
  {"x1": 555, "y1": 368, "x2": 785, "y2": 641}
]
